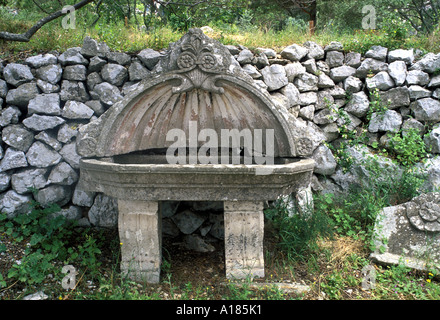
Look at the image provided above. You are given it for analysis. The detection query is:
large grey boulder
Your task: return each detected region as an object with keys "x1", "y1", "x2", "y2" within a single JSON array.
[
  {"x1": 2, "y1": 125, "x2": 34, "y2": 152},
  {"x1": 137, "y1": 48, "x2": 162, "y2": 70},
  {"x1": 429, "y1": 75, "x2": 440, "y2": 88},
  {"x1": 62, "y1": 100, "x2": 94, "y2": 119},
  {"x1": 0, "y1": 148, "x2": 28, "y2": 172},
  {"x1": 366, "y1": 45, "x2": 388, "y2": 61},
  {"x1": 3, "y1": 63, "x2": 34, "y2": 87},
  {"x1": 312, "y1": 144, "x2": 337, "y2": 176},
  {"x1": 280, "y1": 83, "x2": 300, "y2": 107},
  {"x1": 128, "y1": 61, "x2": 150, "y2": 81},
  {"x1": 81, "y1": 36, "x2": 110, "y2": 58},
  {"x1": 410, "y1": 98, "x2": 440, "y2": 121},
  {"x1": 343, "y1": 76, "x2": 362, "y2": 93},
  {"x1": 344, "y1": 91, "x2": 370, "y2": 118},
  {"x1": 6, "y1": 82, "x2": 39, "y2": 108},
  {"x1": 368, "y1": 110, "x2": 402, "y2": 133},
  {"x1": 101, "y1": 63, "x2": 128, "y2": 86},
  {"x1": 60, "y1": 80, "x2": 89, "y2": 102},
  {"x1": 284, "y1": 62, "x2": 306, "y2": 82},
  {"x1": 408, "y1": 85, "x2": 432, "y2": 100},
  {"x1": 325, "y1": 51, "x2": 344, "y2": 68},
  {"x1": 63, "y1": 65, "x2": 87, "y2": 81},
  {"x1": 35, "y1": 184, "x2": 72, "y2": 208},
  {"x1": 28, "y1": 93, "x2": 61, "y2": 115},
  {"x1": 409, "y1": 52, "x2": 440, "y2": 73},
  {"x1": 59, "y1": 141, "x2": 81, "y2": 169},
  {"x1": 387, "y1": 60, "x2": 407, "y2": 86},
  {"x1": 88, "y1": 193, "x2": 118, "y2": 227},
  {"x1": 11, "y1": 168, "x2": 48, "y2": 194},
  {"x1": 329, "y1": 65, "x2": 356, "y2": 82},
  {"x1": 0, "y1": 79, "x2": 8, "y2": 98},
  {"x1": 355, "y1": 58, "x2": 388, "y2": 78},
  {"x1": 23, "y1": 114, "x2": 65, "y2": 131},
  {"x1": 36, "y1": 64, "x2": 63, "y2": 84},
  {"x1": 93, "y1": 82, "x2": 123, "y2": 106},
  {"x1": 236, "y1": 49, "x2": 254, "y2": 65},
  {"x1": 25, "y1": 53, "x2": 57, "y2": 68},
  {"x1": 424, "y1": 124, "x2": 440, "y2": 153},
  {"x1": 366, "y1": 71, "x2": 395, "y2": 91},
  {"x1": 406, "y1": 70, "x2": 430, "y2": 86},
  {"x1": 47, "y1": 162, "x2": 78, "y2": 185},
  {"x1": 294, "y1": 73, "x2": 318, "y2": 92},
  {"x1": 387, "y1": 48, "x2": 414, "y2": 65},
  {"x1": 26, "y1": 142, "x2": 62, "y2": 168},
  {"x1": 106, "y1": 52, "x2": 131, "y2": 66},
  {"x1": 0, "y1": 190, "x2": 33, "y2": 218},
  {"x1": 59, "y1": 47, "x2": 88, "y2": 66},
  {"x1": 261, "y1": 64, "x2": 288, "y2": 91},
  {"x1": 378, "y1": 87, "x2": 410, "y2": 109},
  {"x1": 281, "y1": 44, "x2": 308, "y2": 61},
  {"x1": 303, "y1": 41, "x2": 324, "y2": 60},
  {"x1": 171, "y1": 209, "x2": 206, "y2": 234}
]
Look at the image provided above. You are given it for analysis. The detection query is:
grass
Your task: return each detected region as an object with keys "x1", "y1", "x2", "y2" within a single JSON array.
[{"x1": 1, "y1": 6, "x2": 440, "y2": 62}]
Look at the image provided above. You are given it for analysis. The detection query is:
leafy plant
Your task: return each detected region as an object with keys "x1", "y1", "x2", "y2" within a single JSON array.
[{"x1": 387, "y1": 128, "x2": 428, "y2": 167}]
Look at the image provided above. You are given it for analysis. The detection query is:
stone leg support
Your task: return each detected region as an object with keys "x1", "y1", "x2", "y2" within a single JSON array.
[
  {"x1": 118, "y1": 200, "x2": 162, "y2": 283},
  {"x1": 224, "y1": 201, "x2": 265, "y2": 279}
]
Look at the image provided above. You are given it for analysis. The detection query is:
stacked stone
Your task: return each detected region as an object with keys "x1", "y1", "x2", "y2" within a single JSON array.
[
  {"x1": 0, "y1": 37, "x2": 162, "y2": 225},
  {"x1": 1, "y1": 35, "x2": 440, "y2": 228},
  {"x1": 229, "y1": 42, "x2": 440, "y2": 195}
]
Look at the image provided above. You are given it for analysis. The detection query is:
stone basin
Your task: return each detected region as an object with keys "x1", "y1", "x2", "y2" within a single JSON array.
[{"x1": 79, "y1": 156, "x2": 315, "y2": 201}]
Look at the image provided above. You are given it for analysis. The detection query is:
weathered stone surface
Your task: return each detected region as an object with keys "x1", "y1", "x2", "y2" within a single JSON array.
[
  {"x1": 11, "y1": 168, "x2": 48, "y2": 194},
  {"x1": 312, "y1": 144, "x2": 337, "y2": 176},
  {"x1": 93, "y1": 82, "x2": 123, "y2": 106},
  {"x1": 0, "y1": 79, "x2": 8, "y2": 98},
  {"x1": 281, "y1": 44, "x2": 308, "y2": 61},
  {"x1": 344, "y1": 91, "x2": 370, "y2": 118},
  {"x1": 371, "y1": 192, "x2": 440, "y2": 273},
  {"x1": 410, "y1": 98, "x2": 440, "y2": 121},
  {"x1": 294, "y1": 72, "x2": 318, "y2": 92},
  {"x1": 3, "y1": 63, "x2": 34, "y2": 87},
  {"x1": 47, "y1": 162, "x2": 78, "y2": 185},
  {"x1": 329, "y1": 65, "x2": 357, "y2": 82},
  {"x1": 60, "y1": 80, "x2": 89, "y2": 102},
  {"x1": 183, "y1": 234, "x2": 215, "y2": 252},
  {"x1": 128, "y1": 61, "x2": 150, "y2": 81},
  {"x1": 387, "y1": 48, "x2": 414, "y2": 65},
  {"x1": 88, "y1": 193, "x2": 118, "y2": 227},
  {"x1": 88, "y1": 56, "x2": 107, "y2": 72},
  {"x1": 63, "y1": 64, "x2": 87, "y2": 81},
  {"x1": 368, "y1": 110, "x2": 402, "y2": 132},
  {"x1": 260, "y1": 64, "x2": 288, "y2": 91},
  {"x1": 408, "y1": 85, "x2": 432, "y2": 100},
  {"x1": 81, "y1": 36, "x2": 110, "y2": 58},
  {"x1": 318, "y1": 73, "x2": 335, "y2": 89},
  {"x1": 406, "y1": 69, "x2": 430, "y2": 86},
  {"x1": 280, "y1": 83, "x2": 300, "y2": 107},
  {"x1": 366, "y1": 45, "x2": 388, "y2": 61},
  {"x1": 236, "y1": 49, "x2": 254, "y2": 65},
  {"x1": 35, "y1": 184, "x2": 72, "y2": 208},
  {"x1": 52, "y1": 205, "x2": 82, "y2": 221},
  {"x1": 366, "y1": 71, "x2": 395, "y2": 91},
  {"x1": 23, "y1": 114, "x2": 65, "y2": 131},
  {"x1": 28, "y1": 93, "x2": 61, "y2": 115},
  {"x1": 242, "y1": 64, "x2": 261, "y2": 79},
  {"x1": 343, "y1": 76, "x2": 362, "y2": 93},
  {"x1": 387, "y1": 60, "x2": 407, "y2": 86},
  {"x1": 171, "y1": 209, "x2": 206, "y2": 234},
  {"x1": 106, "y1": 52, "x2": 131, "y2": 66},
  {"x1": 2, "y1": 125, "x2": 34, "y2": 151},
  {"x1": 298, "y1": 105, "x2": 315, "y2": 121},
  {"x1": 409, "y1": 52, "x2": 440, "y2": 73},
  {"x1": 325, "y1": 50, "x2": 344, "y2": 68},
  {"x1": 72, "y1": 184, "x2": 96, "y2": 207},
  {"x1": 378, "y1": 87, "x2": 410, "y2": 109},
  {"x1": 6, "y1": 82, "x2": 39, "y2": 108},
  {"x1": 101, "y1": 63, "x2": 128, "y2": 86},
  {"x1": 0, "y1": 107, "x2": 21, "y2": 127},
  {"x1": 26, "y1": 142, "x2": 62, "y2": 168},
  {"x1": 344, "y1": 52, "x2": 362, "y2": 68},
  {"x1": 0, "y1": 190, "x2": 32, "y2": 218},
  {"x1": 423, "y1": 121, "x2": 440, "y2": 152},
  {"x1": 0, "y1": 148, "x2": 28, "y2": 172},
  {"x1": 35, "y1": 131, "x2": 62, "y2": 151},
  {"x1": 25, "y1": 53, "x2": 57, "y2": 68},
  {"x1": 284, "y1": 62, "x2": 306, "y2": 82},
  {"x1": 355, "y1": 58, "x2": 387, "y2": 78},
  {"x1": 36, "y1": 79, "x2": 60, "y2": 94},
  {"x1": 59, "y1": 47, "x2": 88, "y2": 66},
  {"x1": 298, "y1": 92, "x2": 317, "y2": 106},
  {"x1": 324, "y1": 41, "x2": 343, "y2": 52},
  {"x1": 303, "y1": 41, "x2": 324, "y2": 60},
  {"x1": 137, "y1": 48, "x2": 162, "y2": 70},
  {"x1": 57, "y1": 123, "x2": 78, "y2": 143},
  {"x1": 36, "y1": 64, "x2": 63, "y2": 84},
  {"x1": 429, "y1": 75, "x2": 440, "y2": 88},
  {"x1": 62, "y1": 100, "x2": 94, "y2": 119},
  {"x1": 0, "y1": 172, "x2": 10, "y2": 192},
  {"x1": 59, "y1": 142, "x2": 81, "y2": 169}
]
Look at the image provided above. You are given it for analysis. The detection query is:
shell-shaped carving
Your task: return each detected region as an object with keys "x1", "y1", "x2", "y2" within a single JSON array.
[
  {"x1": 103, "y1": 77, "x2": 293, "y2": 157},
  {"x1": 406, "y1": 193, "x2": 440, "y2": 232}
]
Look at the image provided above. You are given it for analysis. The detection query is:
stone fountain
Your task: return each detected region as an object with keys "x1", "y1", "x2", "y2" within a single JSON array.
[{"x1": 76, "y1": 29, "x2": 315, "y2": 283}]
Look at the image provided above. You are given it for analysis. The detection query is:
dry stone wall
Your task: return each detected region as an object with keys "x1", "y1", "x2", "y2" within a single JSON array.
[{"x1": 1, "y1": 35, "x2": 440, "y2": 233}]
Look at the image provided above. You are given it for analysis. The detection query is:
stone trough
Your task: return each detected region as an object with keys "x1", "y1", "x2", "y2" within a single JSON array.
[{"x1": 76, "y1": 29, "x2": 315, "y2": 283}]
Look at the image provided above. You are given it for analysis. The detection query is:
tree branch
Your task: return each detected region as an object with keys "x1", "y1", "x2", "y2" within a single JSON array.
[{"x1": 0, "y1": 0, "x2": 95, "y2": 42}]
